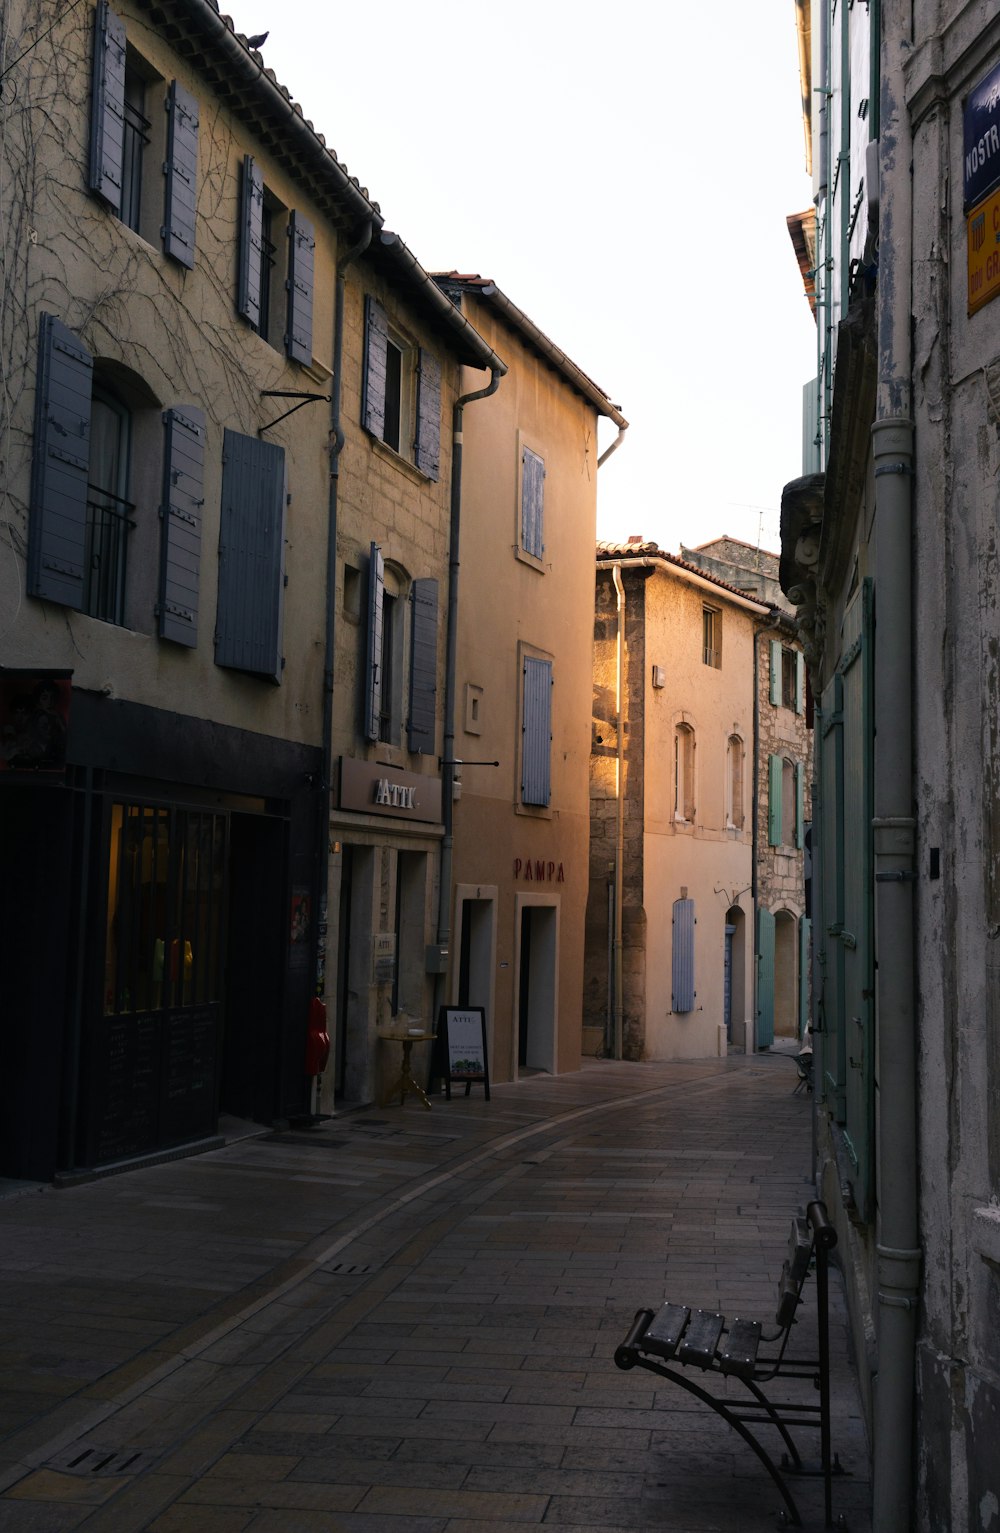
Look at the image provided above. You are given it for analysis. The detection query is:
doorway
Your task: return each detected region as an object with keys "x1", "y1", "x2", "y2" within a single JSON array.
[
  {"x1": 221, "y1": 812, "x2": 286, "y2": 1123},
  {"x1": 725, "y1": 905, "x2": 746, "y2": 1044},
  {"x1": 517, "y1": 901, "x2": 557, "y2": 1074},
  {"x1": 774, "y1": 909, "x2": 799, "y2": 1038}
]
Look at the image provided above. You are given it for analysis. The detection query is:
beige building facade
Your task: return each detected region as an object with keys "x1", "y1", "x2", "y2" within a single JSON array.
[
  {"x1": 587, "y1": 543, "x2": 770, "y2": 1061},
  {"x1": 431, "y1": 276, "x2": 627, "y2": 1083}
]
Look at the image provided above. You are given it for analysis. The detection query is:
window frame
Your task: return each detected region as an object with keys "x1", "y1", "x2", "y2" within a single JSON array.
[
  {"x1": 674, "y1": 722, "x2": 696, "y2": 822},
  {"x1": 727, "y1": 733, "x2": 745, "y2": 830},
  {"x1": 519, "y1": 647, "x2": 554, "y2": 810},
  {"x1": 702, "y1": 605, "x2": 721, "y2": 668},
  {"x1": 517, "y1": 436, "x2": 546, "y2": 570}
]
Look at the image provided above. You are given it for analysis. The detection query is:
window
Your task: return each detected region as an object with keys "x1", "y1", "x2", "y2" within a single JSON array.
[
  {"x1": 519, "y1": 443, "x2": 545, "y2": 564},
  {"x1": 768, "y1": 754, "x2": 805, "y2": 848},
  {"x1": 89, "y1": 4, "x2": 197, "y2": 265},
  {"x1": 362, "y1": 297, "x2": 441, "y2": 479},
  {"x1": 237, "y1": 159, "x2": 314, "y2": 361},
  {"x1": 702, "y1": 606, "x2": 721, "y2": 667},
  {"x1": 674, "y1": 723, "x2": 695, "y2": 821},
  {"x1": 28, "y1": 315, "x2": 205, "y2": 640},
  {"x1": 770, "y1": 639, "x2": 805, "y2": 713},
  {"x1": 521, "y1": 654, "x2": 553, "y2": 807},
  {"x1": 215, "y1": 429, "x2": 286, "y2": 682},
  {"x1": 727, "y1": 734, "x2": 744, "y2": 829},
  {"x1": 363, "y1": 548, "x2": 438, "y2": 753},
  {"x1": 782, "y1": 758, "x2": 796, "y2": 846}
]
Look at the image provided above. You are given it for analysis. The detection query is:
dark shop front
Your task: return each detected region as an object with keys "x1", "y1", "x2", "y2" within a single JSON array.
[{"x1": 0, "y1": 682, "x2": 320, "y2": 1182}]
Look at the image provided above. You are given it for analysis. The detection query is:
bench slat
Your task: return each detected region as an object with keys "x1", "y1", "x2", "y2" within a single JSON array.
[
  {"x1": 677, "y1": 1307, "x2": 725, "y2": 1369},
  {"x1": 720, "y1": 1316, "x2": 762, "y2": 1382},
  {"x1": 642, "y1": 1302, "x2": 690, "y2": 1360}
]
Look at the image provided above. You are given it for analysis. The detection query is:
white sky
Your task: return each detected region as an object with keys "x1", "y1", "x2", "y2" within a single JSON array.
[{"x1": 228, "y1": 0, "x2": 817, "y2": 558}]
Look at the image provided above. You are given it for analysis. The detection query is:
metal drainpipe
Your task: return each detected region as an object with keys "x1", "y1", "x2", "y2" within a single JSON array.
[
  {"x1": 612, "y1": 563, "x2": 625, "y2": 1060},
  {"x1": 751, "y1": 626, "x2": 760, "y2": 1052},
  {"x1": 433, "y1": 366, "x2": 504, "y2": 1021},
  {"x1": 316, "y1": 220, "x2": 373, "y2": 1050},
  {"x1": 870, "y1": 3, "x2": 918, "y2": 1519}
]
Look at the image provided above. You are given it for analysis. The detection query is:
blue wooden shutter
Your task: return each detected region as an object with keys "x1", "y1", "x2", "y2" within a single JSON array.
[
  {"x1": 158, "y1": 406, "x2": 204, "y2": 646},
  {"x1": 236, "y1": 156, "x2": 264, "y2": 328},
  {"x1": 415, "y1": 349, "x2": 441, "y2": 480},
  {"x1": 163, "y1": 80, "x2": 198, "y2": 268},
  {"x1": 364, "y1": 543, "x2": 385, "y2": 741},
  {"x1": 215, "y1": 429, "x2": 285, "y2": 681},
  {"x1": 362, "y1": 296, "x2": 388, "y2": 437},
  {"x1": 769, "y1": 639, "x2": 782, "y2": 705},
  {"x1": 757, "y1": 906, "x2": 775, "y2": 1046},
  {"x1": 671, "y1": 898, "x2": 696, "y2": 1012},
  {"x1": 795, "y1": 650, "x2": 805, "y2": 714},
  {"x1": 407, "y1": 578, "x2": 438, "y2": 754},
  {"x1": 521, "y1": 656, "x2": 552, "y2": 806},
  {"x1": 88, "y1": 0, "x2": 126, "y2": 211},
  {"x1": 767, "y1": 753, "x2": 782, "y2": 846},
  {"x1": 285, "y1": 211, "x2": 314, "y2": 364},
  {"x1": 27, "y1": 314, "x2": 93, "y2": 609},
  {"x1": 521, "y1": 447, "x2": 544, "y2": 559},
  {"x1": 795, "y1": 760, "x2": 805, "y2": 849}
]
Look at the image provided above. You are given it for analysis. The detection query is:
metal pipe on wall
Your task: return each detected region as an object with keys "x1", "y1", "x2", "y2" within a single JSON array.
[{"x1": 612, "y1": 563, "x2": 625, "y2": 1060}]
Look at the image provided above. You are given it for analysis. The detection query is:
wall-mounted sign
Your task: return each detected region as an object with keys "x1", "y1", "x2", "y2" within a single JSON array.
[
  {"x1": 968, "y1": 185, "x2": 1000, "y2": 316},
  {"x1": 373, "y1": 932, "x2": 396, "y2": 985},
  {"x1": 513, "y1": 857, "x2": 566, "y2": 883},
  {"x1": 338, "y1": 756, "x2": 442, "y2": 824},
  {"x1": 964, "y1": 61, "x2": 1000, "y2": 212}
]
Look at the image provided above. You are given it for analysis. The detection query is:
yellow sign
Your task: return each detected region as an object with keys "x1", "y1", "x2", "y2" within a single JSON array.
[{"x1": 968, "y1": 185, "x2": 1000, "y2": 315}]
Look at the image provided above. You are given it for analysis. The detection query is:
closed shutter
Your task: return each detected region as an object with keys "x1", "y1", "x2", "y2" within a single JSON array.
[
  {"x1": 521, "y1": 656, "x2": 552, "y2": 806},
  {"x1": 671, "y1": 898, "x2": 696, "y2": 1012},
  {"x1": 362, "y1": 296, "x2": 388, "y2": 438},
  {"x1": 414, "y1": 349, "x2": 441, "y2": 480},
  {"x1": 215, "y1": 429, "x2": 285, "y2": 681},
  {"x1": 163, "y1": 80, "x2": 198, "y2": 268},
  {"x1": 407, "y1": 578, "x2": 438, "y2": 754},
  {"x1": 767, "y1": 753, "x2": 782, "y2": 846},
  {"x1": 158, "y1": 406, "x2": 204, "y2": 646},
  {"x1": 802, "y1": 376, "x2": 821, "y2": 474},
  {"x1": 819, "y1": 674, "x2": 846, "y2": 1118},
  {"x1": 521, "y1": 447, "x2": 544, "y2": 559},
  {"x1": 769, "y1": 638, "x2": 782, "y2": 706},
  {"x1": 795, "y1": 760, "x2": 805, "y2": 849},
  {"x1": 799, "y1": 916, "x2": 811, "y2": 1040},
  {"x1": 795, "y1": 650, "x2": 805, "y2": 714},
  {"x1": 236, "y1": 156, "x2": 264, "y2": 328},
  {"x1": 757, "y1": 906, "x2": 775, "y2": 1046},
  {"x1": 88, "y1": 0, "x2": 126, "y2": 211},
  {"x1": 364, "y1": 543, "x2": 385, "y2": 741},
  {"x1": 27, "y1": 314, "x2": 93, "y2": 609},
  {"x1": 285, "y1": 211, "x2": 314, "y2": 364}
]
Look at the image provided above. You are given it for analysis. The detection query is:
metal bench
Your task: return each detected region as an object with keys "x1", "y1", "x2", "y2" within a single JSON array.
[{"x1": 614, "y1": 1199, "x2": 844, "y2": 1528}]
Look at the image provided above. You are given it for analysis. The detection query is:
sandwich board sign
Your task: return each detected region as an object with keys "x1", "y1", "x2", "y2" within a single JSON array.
[{"x1": 435, "y1": 1006, "x2": 490, "y2": 1100}]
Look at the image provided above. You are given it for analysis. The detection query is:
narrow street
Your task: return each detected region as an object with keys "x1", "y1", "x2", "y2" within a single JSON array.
[{"x1": 0, "y1": 1055, "x2": 872, "y2": 1531}]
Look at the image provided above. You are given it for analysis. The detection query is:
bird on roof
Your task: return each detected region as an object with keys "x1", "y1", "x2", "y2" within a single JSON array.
[{"x1": 246, "y1": 31, "x2": 269, "y2": 47}]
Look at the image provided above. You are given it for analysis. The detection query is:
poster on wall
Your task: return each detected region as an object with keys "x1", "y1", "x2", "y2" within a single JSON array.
[
  {"x1": 0, "y1": 669, "x2": 71, "y2": 775},
  {"x1": 433, "y1": 1007, "x2": 490, "y2": 1100}
]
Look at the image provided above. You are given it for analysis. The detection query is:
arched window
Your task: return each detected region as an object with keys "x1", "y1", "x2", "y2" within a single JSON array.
[
  {"x1": 727, "y1": 735, "x2": 744, "y2": 829},
  {"x1": 674, "y1": 723, "x2": 695, "y2": 822}
]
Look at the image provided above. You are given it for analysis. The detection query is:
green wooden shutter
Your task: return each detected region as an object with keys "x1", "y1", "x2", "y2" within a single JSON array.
[
  {"x1": 362, "y1": 296, "x2": 388, "y2": 438},
  {"x1": 158, "y1": 406, "x2": 204, "y2": 646},
  {"x1": 236, "y1": 156, "x2": 264, "y2": 328},
  {"x1": 215, "y1": 430, "x2": 285, "y2": 681},
  {"x1": 415, "y1": 349, "x2": 441, "y2": 480},
  {"x1": 757, "y1": 906, "x2": 775, "y2": 1047},
  {"x1": 769, "y1": 639, "x2": 782, "y2": 705},
  {"x1": 768, "y1": 754, "x2": 782, "y2": 845},
  {"x1": 88, "y1": 0, "x2": 126, "y2": 211},
  {"x1": 407, "y1": 578, "x2": 438, "y2": 754},
  {"x1": 795, "y1": 760, "x2": 805, "y2": 849},
  {"x1": 285, "y1": 211, "x2": 314, "y2": 364},
  {"x1": 795, "y1": 651, "x2": 805, "y2": 714},
  {"x1": 27, "y1": 315, "x2": 93, "y2": 610},
  {"x1": 163, "y1": 80, "x2": 198, "y2": 268},
  {"x1": 364, "y1": 543, "x2": 385, "y2": 742}
]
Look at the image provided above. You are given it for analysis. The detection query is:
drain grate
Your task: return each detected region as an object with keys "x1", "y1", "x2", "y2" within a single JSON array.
[
  {"x1": 324, "y1": 1260, "x2": 375, "y2": 1275},
  {"x1": 45, "y1": 1444, "x2": 158, "y2": 1478}
]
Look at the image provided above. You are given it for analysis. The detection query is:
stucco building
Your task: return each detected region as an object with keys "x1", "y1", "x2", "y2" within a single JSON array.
[
  {"x1": 586, "y1": 541, "x2": 770, "y2": 1061},
  {"x1": 430, "y1": 275, "x2": 627, "y2": 1082},
  {"x1": 780, "y1": 2, "x2": 1000, "y2": 1526}
]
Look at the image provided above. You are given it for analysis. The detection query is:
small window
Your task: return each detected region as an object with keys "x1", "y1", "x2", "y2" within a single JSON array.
[
  {"x1": 782, "y1": 759, "x2": 796, "y2": 846},
  {"x1": 727, "y1": 735, "x2": 744, "y2": 829},
  {"x1": 86, "y1": 388, "x2": 134, "y2": 625},
  {"x1": 675, "y1": 724, "x2": 695, "y2": 821},
  {"x1": 702, "y1": 606, "x2": 721, "y2": 668},
  {"x1": 519, "y1": 444, "x2": 545, "y2": 565},
  {"x1": 362, "y1": 297, "x2": 441, "y2": 479},
  {"x1": 120, "y1": 57, "x2": 150, "y2": 235}
]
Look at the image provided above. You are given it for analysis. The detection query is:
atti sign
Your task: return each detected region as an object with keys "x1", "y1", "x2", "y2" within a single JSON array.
[{"x1": 965, "y1": 62, "x2": 1000, "y2": 211}]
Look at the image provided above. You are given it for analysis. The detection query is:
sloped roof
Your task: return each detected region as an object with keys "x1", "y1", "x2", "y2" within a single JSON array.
[{"x1": 596, "y1": 540, "x2": 772, "y2": 612}]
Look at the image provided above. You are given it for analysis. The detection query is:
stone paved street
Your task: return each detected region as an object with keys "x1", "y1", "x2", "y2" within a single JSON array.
[{"x1": 0, "y1": 1055, "x2": 872, "y2": 1531}]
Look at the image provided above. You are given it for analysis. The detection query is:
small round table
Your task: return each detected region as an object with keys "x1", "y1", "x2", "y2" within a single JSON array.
[{"x1": 378, "y1": 1029, "x2": 435, "y2": 1110}]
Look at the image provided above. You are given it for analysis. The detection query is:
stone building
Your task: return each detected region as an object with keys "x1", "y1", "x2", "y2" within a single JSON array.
[
  {"x1": 780, "y1": 2, "x2": 1000, "y2": 1526},
  {"x1": 586, "y1": 541, "x2": 769, "y2": 1061}
]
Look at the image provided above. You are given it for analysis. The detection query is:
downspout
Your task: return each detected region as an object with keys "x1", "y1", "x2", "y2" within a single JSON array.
[
  {"x1": 433, "y1": 363, "x2": 504, "y2": 1018},
  {"x1": 612, "y1": 563, "x2": 625, "y2": 1060},
  {"x1": 598, "y1": 426, "x2": 627, "y2": 468},
  {"x1": 751, "y1": 625, "x2": 760, "y2": 1052},
  {"x1": 316, "y1": 219, "x2": 373, "y2": 1072},
  {"x1": 870, "y1": 3, "x2": 919, "y2": 1524}
]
